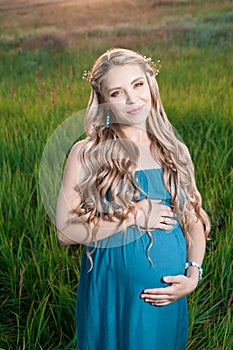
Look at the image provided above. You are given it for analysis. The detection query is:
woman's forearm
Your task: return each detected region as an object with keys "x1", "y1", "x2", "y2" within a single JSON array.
[
  {"x1": 56, "y1": 189, "x2": 175, "y2": 246},
  {"x1": 57, "y1": 214, "x2": 136, "y2": 245},
  {"x1": 56, "y1": 187, "x2": 136, "y2": 245},
  {"x1": 186, "y1": 215, "x2": 206, "y2": 282}
]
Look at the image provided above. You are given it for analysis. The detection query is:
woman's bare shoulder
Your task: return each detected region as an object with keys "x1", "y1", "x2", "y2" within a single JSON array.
[
  {"x1": 71, "y1": 138, "x2": 89, "y2": 153},
  {"x1": 68, "y1": 138, "x2": 89, "y2": 161},
  {"x1": 62, "y1": 139, "x2": 89, "y2": 186}
]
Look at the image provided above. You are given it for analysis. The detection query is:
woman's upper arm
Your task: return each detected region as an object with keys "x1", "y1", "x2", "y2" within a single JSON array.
[
  {"x1": 56, "y1": 140, "x2": 87, "y2": 243},
  {"x1": 61, "y1": 141, "x2": 85, "y2": 205}
]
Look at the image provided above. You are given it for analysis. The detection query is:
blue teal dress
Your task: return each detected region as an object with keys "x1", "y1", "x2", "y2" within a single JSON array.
[{"x1": 76, "y1": 168, "x2": 188, "y2": 350}]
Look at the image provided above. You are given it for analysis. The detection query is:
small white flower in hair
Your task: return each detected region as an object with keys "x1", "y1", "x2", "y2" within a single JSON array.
[
  {"x1": 143, "y1": 56, "x2": 161, "y2": 76},
  {"x1": 82, "y1": 70, "x2": 93, "y2": 82}
]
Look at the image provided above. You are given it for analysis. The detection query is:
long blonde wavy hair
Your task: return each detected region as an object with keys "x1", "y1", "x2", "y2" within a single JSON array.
[{"x1": 73, "y1": 48, "x2": 210, "y2": 264}]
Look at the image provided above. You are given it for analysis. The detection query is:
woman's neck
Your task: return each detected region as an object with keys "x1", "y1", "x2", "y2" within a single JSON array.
[{"x1": 119, "y1": 124, "x2": 151, "y2": 148}]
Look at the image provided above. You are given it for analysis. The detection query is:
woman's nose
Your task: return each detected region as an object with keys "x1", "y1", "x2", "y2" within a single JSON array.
[{"x1": 126, "y1": 89, "x2": 137, "y2": 104}]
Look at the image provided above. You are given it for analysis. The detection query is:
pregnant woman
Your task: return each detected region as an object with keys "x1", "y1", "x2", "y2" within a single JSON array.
[{"x1": 56, "y1": 48, "x2": 210, "y2": 350}]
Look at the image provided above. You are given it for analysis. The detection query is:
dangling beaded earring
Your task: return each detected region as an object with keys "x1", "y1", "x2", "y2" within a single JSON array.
[{"x1": 105, "y1": 115, "x2": 110, "y2": 127}]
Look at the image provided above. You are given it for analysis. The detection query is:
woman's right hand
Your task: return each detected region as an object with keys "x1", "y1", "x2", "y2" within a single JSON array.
[{"x1": 135, "y1": 199, "x2": 177, "y2": 231}]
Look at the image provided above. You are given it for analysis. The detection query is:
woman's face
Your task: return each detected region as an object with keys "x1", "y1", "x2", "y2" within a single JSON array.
[{"x1": 102, "y1": 64, "x2": 152, "y2": 127}]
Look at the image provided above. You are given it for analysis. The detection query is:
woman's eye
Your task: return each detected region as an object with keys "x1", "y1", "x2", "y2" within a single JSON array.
[
  {"x1": 110, "y1": 90, "x2": 122, "y2": 97},
  {"x1": 134, "y1": 81, "x2": 144, "y2": 88}
]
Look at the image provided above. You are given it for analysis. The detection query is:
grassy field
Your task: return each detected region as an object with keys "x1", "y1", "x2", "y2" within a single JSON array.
[{"x1": 0, "y1": 0, "x2": 232, "y2": 349}]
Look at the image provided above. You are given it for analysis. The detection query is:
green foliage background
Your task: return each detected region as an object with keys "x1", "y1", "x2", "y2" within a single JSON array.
[{"x1": 0, "y1": 1, "x2": 232, "y2": 349}]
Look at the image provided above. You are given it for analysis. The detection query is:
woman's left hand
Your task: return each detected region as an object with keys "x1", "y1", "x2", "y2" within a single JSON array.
[{"x1": 140, "y1": 275, "x2": 198, "y2": 306}]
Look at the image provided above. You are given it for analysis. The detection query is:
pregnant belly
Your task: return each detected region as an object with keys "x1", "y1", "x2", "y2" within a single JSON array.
[{"x1": 90, "y1": 225, "x2": 187, "y2": 289}]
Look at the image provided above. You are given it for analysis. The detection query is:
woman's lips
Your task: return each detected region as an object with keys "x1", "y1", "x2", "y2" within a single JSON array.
[{"x1": 127, "y1": 105, "x2": 143, "y2": 115}]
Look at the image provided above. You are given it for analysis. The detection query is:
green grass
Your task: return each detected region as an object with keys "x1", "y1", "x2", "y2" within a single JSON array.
[{"x1": 0, "y1": 4, "x2": 232, "y2": 350}]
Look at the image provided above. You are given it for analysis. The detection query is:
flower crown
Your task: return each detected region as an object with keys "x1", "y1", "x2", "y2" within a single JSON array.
[
  {"x1": 143, "y1": 56, "x2": 161, "y2": 76},
  {"x1": 82, "y1": 70, "x2": 93, "y2": 82},
  {"x1": 82, "y1": 55, "x2": 161, "y2": 82}
]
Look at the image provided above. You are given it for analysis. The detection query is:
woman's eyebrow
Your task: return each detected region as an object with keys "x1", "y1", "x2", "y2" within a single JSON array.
[
  {"x1": 131, "y1": 76, "x2": 145, "y2": 84},
  {"x1": 108, "y1": 77, "x2": 145, "y2": 93},
  {"x1": 108, "y1": 86, "x2": 122, "y2": 93}
]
